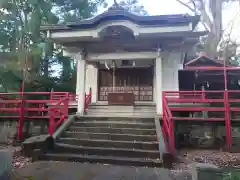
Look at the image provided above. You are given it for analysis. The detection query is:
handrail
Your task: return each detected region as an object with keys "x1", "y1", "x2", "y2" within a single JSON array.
[
  {"x1": 0, "y1": 92, "x2": 70, "y2": 95},
  {"x1": 162, "y1": 92, "x2": 175, "y2": 154},
  {"x1": 52, "y1": 115, "x2": 76, "y2": 140},
  {"x1": 84, "y1": 88, "x2": 92, "y2": 113},
  {"x1": 162, "y1": 90, "x2": 238, "y2": 152},
  {"x1": 0, "y1": 92, "x2": 70, "y2": 140},
  {"x1": 49, "y1": 93, "x2": 69, "y2": 135}
]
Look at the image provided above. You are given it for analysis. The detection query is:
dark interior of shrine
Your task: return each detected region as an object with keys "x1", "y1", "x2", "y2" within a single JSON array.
[{"x1": 179, "y1": 70, "x2": 240, "y2": 91}]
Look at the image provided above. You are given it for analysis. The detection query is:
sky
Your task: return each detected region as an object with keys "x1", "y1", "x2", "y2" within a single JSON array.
[
  {"x1": 104, "y1": 0, "x2": 240, "y2": 43},
  {"x1": 143, "y1": 0, "x2": 240, "y2": 41}
]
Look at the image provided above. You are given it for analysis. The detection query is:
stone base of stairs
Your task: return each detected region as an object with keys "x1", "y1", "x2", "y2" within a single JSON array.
[
  {"x1": 37, "y1": 115, "x2": 163, "y2": 167},
  {"x1": 82, "y1": 104, "x2": 157, "y2": 118},
  {"x1": 41, "y1": 152, "x2": 162, "y2": 167},
  {"x1": 12, "y1": 161, "x2": 175, "y2": 180}
]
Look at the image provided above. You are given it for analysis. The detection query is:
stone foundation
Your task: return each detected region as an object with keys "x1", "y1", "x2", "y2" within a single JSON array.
[{"x1": 0, "y1": 120, "x2": 49, "y2": 144}]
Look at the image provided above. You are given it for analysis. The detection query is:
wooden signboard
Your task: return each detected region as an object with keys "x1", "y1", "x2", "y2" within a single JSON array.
[{"x1": 108, "y1": 92, "x2": 134, "y2": 105}]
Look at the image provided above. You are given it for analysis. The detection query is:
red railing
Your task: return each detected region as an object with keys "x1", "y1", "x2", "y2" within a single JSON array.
[
  {"x1": 84, "y1": 88, "x2": 92, "y2": 113},
  {"x1": 162, "y1": 90, "x2": 240, "y2": 153},
  {"x1": 0, "y1": 92, "x2": 70, "y2": 140},
  {"x1": 51, "y1": 93, "x2": 77, "y2": 101},
  {"x1": 162, "y1": 92, "x2": 174, "y2": 154},
  {"x1": 50, "y1": 88, "x2": 92, "y2": 113}
]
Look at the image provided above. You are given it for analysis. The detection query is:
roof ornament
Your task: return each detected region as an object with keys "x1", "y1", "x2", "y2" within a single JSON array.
[{"x1": 108, "y1": 0, "x2": 125, "y2": 11}]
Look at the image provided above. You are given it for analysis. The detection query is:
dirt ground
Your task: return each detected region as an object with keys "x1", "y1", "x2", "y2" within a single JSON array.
[
  {"x1": 171, "y1": 149, "x2": 240, "y2": 174},
  {"x1": 2, "y1": 144, "x2": 240, "y2": 179},
  {"x1": 0, "y1": 144, "x2": 31, "y2": 169}
]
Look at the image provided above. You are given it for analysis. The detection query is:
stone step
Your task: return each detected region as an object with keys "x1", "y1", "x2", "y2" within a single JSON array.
[
  {"x1": 62, "y1": 131, "x2": 157, "y2": 142},
  {"x1": 88, "y1": 105, "x2": 156, "y2": 110},
  {"x1": 75, "y1": 117, "x2": 155, "y2": 123},
  {"x1": 67, "y1": 127, "x2": 156, "y2": 135},
  {"x1": 57, "y1": 138, "x2": 158, "y2": 150},
  {"x1": 82, "y1": 113, "x2": 156, "y2": 118},
  {"x1": 41, "y1": 153, "x2": 162, "y2": 167},
  {"x1": 88, "y1": 107, "x2": 155, "y2": 110},
  {"x1": 74, "y1": 119, "x2": 155, "y2": 125},
  {"x1": 71, "y1": 121, "x2": 155, "y2": 129},
  {"x1": 87, "y1": 109, "x2": 156, "y2": 113},
  {"x1": 53, "y1": 143, "x2": 160, "y2": 159}
]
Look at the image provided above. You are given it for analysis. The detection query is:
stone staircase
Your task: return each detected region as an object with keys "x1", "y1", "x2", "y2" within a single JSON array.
[
  {"x1": 36, "y1": 104, "x2": 166, "y2": 167},
  {"x1": 40, "y1": 115, "x2": 163, "y2": 167},
  {"x1": 83, "y1": 104, "x2": 157, "y2": 118}
]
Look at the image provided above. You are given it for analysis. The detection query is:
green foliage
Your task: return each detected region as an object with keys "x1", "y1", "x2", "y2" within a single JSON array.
[
  {"x1": 119, "y1": 0, "x2": 148, "y2": 15},
  {"x1": 54, "y1": 0, "x2": 105, "y2": 22},
  {"x1": 0, "y1": 0, "x2": 146, "y2": 93}
]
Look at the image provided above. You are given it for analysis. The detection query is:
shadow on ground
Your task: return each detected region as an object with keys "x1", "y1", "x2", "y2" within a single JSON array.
[{"x1": 10, "y1": 161, "x2": 175, "y2": 180}]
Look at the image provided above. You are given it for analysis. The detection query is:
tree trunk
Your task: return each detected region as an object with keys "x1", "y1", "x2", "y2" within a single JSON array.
[{"x1": 208, "y1": 0, "x2": 222, "y2": 57}]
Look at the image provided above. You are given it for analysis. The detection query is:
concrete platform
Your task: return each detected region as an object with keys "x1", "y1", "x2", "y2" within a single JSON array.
[{"x1": 11, "y1": 162, "x2": 175, "y2": 180}]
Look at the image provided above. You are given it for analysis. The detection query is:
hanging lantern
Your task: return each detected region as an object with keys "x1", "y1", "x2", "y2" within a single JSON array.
[
  {"x1": 105, "y1": 61, "x2": 110, "y2": 70},
  {"x1": 132, "y1": 60, "x2": 136, "y2": 67},
  {"x1": 112, "y1": 60, "x2": 116, "y2": 68},
  {"x1": 206, "y1": 81, "x2": 210, "y2": 88},
  {"x1": 195, "y1": 70, "x2": 198, "y2": 79},
  {"x1": 238, "y1": 80, "x2": 240, "y2": 86}
]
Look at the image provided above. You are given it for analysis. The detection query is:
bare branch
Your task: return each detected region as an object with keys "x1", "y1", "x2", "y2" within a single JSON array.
[
  {"x1": 221, "y1": 10, "x2": 240, "y2": 39},
  {"x1": 201, "y1": 21, "x2": 209, "y2": 31},
  {"x1": 175, "y1": 0, "x2": 196, "y2": 13},
  {"x1": 189, "y1": 0, "x2": 197, "y2": 12},
  {"x1": 197, "y1": 0, "x2": 213, "y2": 30}
]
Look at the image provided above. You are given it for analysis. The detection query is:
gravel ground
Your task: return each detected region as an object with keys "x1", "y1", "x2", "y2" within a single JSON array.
[
  {"x1": 2, "y1": 143, "x2": 240, "y2": 175},
  {"x1": 171, "y1": 149, "x2": 240, "y2": 174},
  {"x1": 0, "y1": 144, "x2": 31, "y2": 169}
]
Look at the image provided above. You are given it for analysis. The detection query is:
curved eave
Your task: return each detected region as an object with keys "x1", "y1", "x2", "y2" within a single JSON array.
[{"x1": 41, "y1": 12, "x2": 200, "y2": 32}]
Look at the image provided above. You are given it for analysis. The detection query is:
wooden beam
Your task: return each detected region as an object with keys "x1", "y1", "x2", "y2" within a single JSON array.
[{"x1": 88, "y1": 52, "x2": 156, "y2": 61}]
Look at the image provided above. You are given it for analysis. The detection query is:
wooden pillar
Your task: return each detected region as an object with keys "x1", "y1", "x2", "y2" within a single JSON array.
[
  {"x1": 156, "y1": 49, "x2": 163, "y2": 115},
  {"x1": 76, "y1": 52, "x2": 86, "y2": 114}
]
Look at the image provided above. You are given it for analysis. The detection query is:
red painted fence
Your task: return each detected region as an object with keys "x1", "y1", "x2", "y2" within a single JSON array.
[
  {"x1": 162, "y1": 90, "x2": 240, "y2": 154},
  {"x1": 0, "y1": 88, "x2": 92, "y2": 140}
]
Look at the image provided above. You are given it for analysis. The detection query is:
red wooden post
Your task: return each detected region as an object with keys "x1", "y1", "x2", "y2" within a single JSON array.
[
  {"x1": 162, "y1": 92, "x2": 168, "y2": 151},
  {"x1": 89, "y1": 87, "x2": 92, "y2": 103},
  {"x1": 201, "y1": 86, "x2": 205, "y2": 100},
  {"x1": 84, "y1": 92, "x2": 87, "y2": 113},
  {"x1": 64, "y1": 93, "x2": 69, "y2": 120},
  {"x1": 223, "y1": 58, "x2": 232, "y2": 150},
  {"x1": 48, "y1": 107, "x2": 55, "y2": 135},
  {"x1": 162, "y1": 91, "x2": 175, "y2": 154},
  {"x1": 50, "y1": 88, "x2": 53, "y2": 101},
  {"x1": 224, "y1": 91, "x2": 232, "y2": 150},
  {"x1": 169, "y1": 119, "x2": 175, "y2": 154},
  {"x1": 17, "y1": 98, "x2": 25, "y2": 140}
]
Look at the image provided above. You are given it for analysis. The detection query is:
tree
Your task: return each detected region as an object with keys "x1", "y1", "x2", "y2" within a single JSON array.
[
  {"x1": 118, "y1": 0, "x2": 148, "y2": 15},
  {"x1": 54, "y1": 0, "x2": 106, "y2": 23},
  {"x1": 52, "y1": 0, "x2": 106, "y2": 92},
  {"x1": 0, "y1": 0, "x2": 59, "y2": 92},
  {"x1": 175, "y1": 0, "x2": 240, "y2": 60},
  {"x1": 0, "y1": 0, "x2": 147, "y2": 93},
  {"x1": 0, "y1": 0, "x2": 105, "y2": 93}
]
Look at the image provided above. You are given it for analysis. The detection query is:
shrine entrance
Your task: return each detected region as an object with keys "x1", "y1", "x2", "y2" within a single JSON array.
[{"x1": 98, "y1": 67, "x2": 153, "y2": 103}]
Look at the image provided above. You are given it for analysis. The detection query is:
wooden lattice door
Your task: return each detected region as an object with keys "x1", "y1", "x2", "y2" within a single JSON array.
[{"x1": 98, "y1": 67, "x2": 153, "y2": 101}]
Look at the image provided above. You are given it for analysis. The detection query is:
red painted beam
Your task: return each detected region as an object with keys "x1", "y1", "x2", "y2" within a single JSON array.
[
  {"x1": 166, "y1": 98, "x2": 224, "y2": 103},
  {"x1": 184, "y1": 66, "x2": 240, "y2": 71},
  {"x1": 170, "y1": 107, "x2": 225, "y2": 112},
  {"x1": 0, "y1": 108, "x2": 20, "y2": 111},
  {"x1": 0, "y1": 100, "x2": 21, "y2": 103},
  {"x1": 24, "y1": 108, "x2": 49, "y2": 112},
  {"x1": 228, "y1": 100, "x2": 240, "y2": 103},
  {"x1": 0, "y1": 116, "x2": 19, "y2": 118},
  {"x1": 172, "y1": 117, "x2": 224, "y2": 121},
  {"x1": 230, "y1": 107, "x2": 240, "y2": 112}
]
